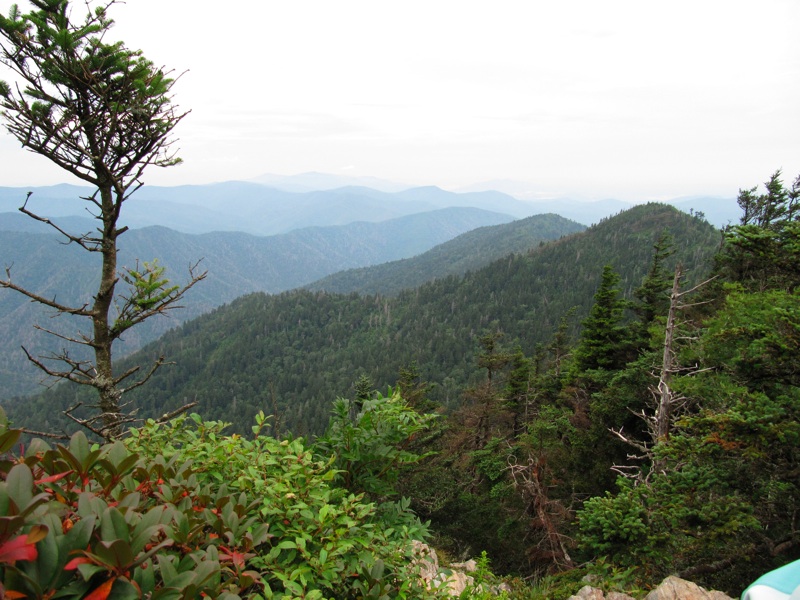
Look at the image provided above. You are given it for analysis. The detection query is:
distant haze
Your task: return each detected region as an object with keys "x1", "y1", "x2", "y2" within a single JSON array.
[
  {"x1": 0, "y1": 178, "x2": 742, "y2": 230},
  {"x1": 0, "y1": 1, "x2": 797, "y2": 201}
]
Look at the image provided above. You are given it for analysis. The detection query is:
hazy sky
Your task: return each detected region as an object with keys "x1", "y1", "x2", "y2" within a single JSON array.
[{"x1": 1, "y1": 1, "x2": 798, "y2": 201}]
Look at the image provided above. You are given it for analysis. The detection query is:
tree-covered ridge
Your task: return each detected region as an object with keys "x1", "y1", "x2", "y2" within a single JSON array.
[
  {"x1": 6, "y1": 2, "x2": 798, "y2": 597},
  {"x1": 306, "y1": 213, "x2": 586, "y2": 296},
  {"x1": 7, "y1": 203, "x2": 720, "y2": 439},
  {"x1": 0, "y1": 207, "x2": 518, "y2": 398}
]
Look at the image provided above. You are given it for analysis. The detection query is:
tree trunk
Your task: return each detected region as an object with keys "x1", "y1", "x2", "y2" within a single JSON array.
[
  {"x1": 654, "y1": 264, "x2": 682, "y2": 469},
  {"x1": 93, "y1": 185, "x2": 121, "y2": 435}
]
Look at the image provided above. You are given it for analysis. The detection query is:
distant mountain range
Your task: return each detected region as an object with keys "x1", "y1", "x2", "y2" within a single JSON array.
[
  {"x1": 248, "y1": 171, "x2": 411, "y2": 193},
  {"x1": 0, "y1": 176, "x2": 741, "y2": 234},
  {"x1": 0, "y1": 182, "x2": 532, "y2": 236},
  {"x1": 250, "y1": 172, "x2": 741, "y2": 228}
]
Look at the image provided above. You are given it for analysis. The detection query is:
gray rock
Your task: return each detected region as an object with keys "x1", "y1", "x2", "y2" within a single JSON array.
[
  {"x1": 645, "y1": 576, "x2": 734, "y2": 600},
  {"x1": 568, "y1": 585, "x2": 606, "y2": 600},
  {"x1": 451, "y1": 559, "x2": 478, "y2": 573}
]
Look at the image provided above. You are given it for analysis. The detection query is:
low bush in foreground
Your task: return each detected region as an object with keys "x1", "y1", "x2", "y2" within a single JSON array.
[{"x1": 0, "y1": 401, "x2": 446, "y2": 599}]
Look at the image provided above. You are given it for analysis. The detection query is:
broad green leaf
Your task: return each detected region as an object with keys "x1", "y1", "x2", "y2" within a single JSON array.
[
  {"x1": 0, "y1": 428, "x2": 21, "y2": 454},
  {"x1": 100, "y1": 507, "x2": 130, "y2": 545},
  {"x1": 94, "y1": 539, "x2": 134, "y2": 570},
  {"x1": 133, "y1": 558, "x2": 156, "y2": 595},
  {"x1": 5, "y1": 464, "x2": 33, "y2": 510}
]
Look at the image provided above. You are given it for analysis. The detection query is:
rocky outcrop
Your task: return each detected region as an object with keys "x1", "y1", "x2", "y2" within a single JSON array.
[
  {"x1": 411, "y1": 541, "x2": 511, "y2": 597},
  {"x1": 644, "y1": 576, "x2": 734, "y2": 600},
  {"x1": 568, "y1": 586, "x2": 612, "y2": 600},
  {"x1": 411, "y1": 541, "x2": 475, "y2": 596},
  {"x1": 412, "y1": 544, "x2": 735, "y2": 600},
  {"x1": 568, "y1": 576, "x2": 735, "y2": 600},
  {"x1": 568, "y1": 586, "x2": 636, "y2": 600}
]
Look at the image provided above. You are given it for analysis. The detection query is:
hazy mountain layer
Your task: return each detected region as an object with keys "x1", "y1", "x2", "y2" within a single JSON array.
[
  {"x1": 0, "y1": 182, "x2": 532, "y2": 235},
  {"x1": 307, "y1": 213, "x2": 586, "y2": 295},
  {"x1": 0, "y1": 207, "x2": 514, "y2": 397},
  {"x1": 0, "y1": 180, "x2": 741, "y2": 237}
]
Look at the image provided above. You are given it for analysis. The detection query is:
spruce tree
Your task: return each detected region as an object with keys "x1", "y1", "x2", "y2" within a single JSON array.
[
  {"x1": 633, "y1": 231, "x2": 675, "y2": 327},
  {"x1": 0, "y1": 1, "x2": 203, "y2": 438},
  {"x1": 572, "y1": 265, "x2": 630, "y2": 372}
]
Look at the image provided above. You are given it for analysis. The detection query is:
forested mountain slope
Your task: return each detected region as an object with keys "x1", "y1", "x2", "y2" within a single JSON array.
[
  {"x1": 307, "y1": 213, "x2": 585, "y2": 295},
  {"x1": 6, "y1": 204, "x2": 721, "y2": 435},
  {"x1": 0, "y1": 207, "x2": 515, "y2": 397}
]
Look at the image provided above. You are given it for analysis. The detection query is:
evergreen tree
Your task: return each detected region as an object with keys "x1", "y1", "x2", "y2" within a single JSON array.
[
  {"x1": 0, "y1": 1, "x2": 203, "y2": 438},
  {"x1": 633, "y1": 231, "x2": 675, "y2": 327},
  {"x1": 477, "y1": 331, "x2": 511, "y2": 386},
  {"x1": 504, "y1": 346, "x2": 531, "y2": 436},
  {"x1": 721, "y1": 170, "x2": 800, "y2": 292},
  {"x1": 572, "y1": 265, "x2": 631, "y2": 373},
  {"x1": 396, "y1": 361, "x2": 437, "y2": 412}
]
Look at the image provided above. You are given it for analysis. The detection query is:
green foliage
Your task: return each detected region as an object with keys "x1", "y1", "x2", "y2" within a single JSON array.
[
  {"x1": 129, "y1": 411, "x2": 441, "y2": 598},
  {"x1": 308, "y1": 213, "x2": 587, "y2": 296},
  {"x1": 472, "y1": 550, "x2": 494, "y2": 586},
  {"x1": 0, "y1": 411, "x2": 443, "y2": 599},
  {"x1": 571, "y1": 265, "x2": 632, "y2": 373},
  {"x1": 632, "y1": 231, "x2": 675, "y2": 328},
  {"x1": 0, "y1": 426, "x2": 255, "y2": 598},
  {"x1": 7, "y1": 201, "x2": 751, "y2": 593},
  {"x1": 576, "y1": 478, "x2": 660, "y2": 565},
  {"x1": 9, "y1": 203, "x2": 721, "y2": 438},
  {"x1": 0, "y1": 0, "x2": 184, "y2": 178},
  {"x1": 114, "y1": 259, "x2": 181, "y2": 331},
  {"x1": 699, "y1": 287, "x2": 800, "y2": 389},
  {"x1": 585, "y1": 557, "x2": 645, "y2": 597},
  {"x1": 576, "y1": 469, "x2": 759, "y2": 584},
  {"x1": 470, "y1": 438, "x2": 512, "y2": 497},
  {"x1": 574, "y1": 180, "x2": 800, "y2": 593},
  {"x1": 720, "y1": 170, "x2": 800, "y2": 291},
  {"x1": 521, "y1": 569, "x2": 588, "y2": 600},
  {"x1": 0, "y1": 0, "x2": 199, "y2": 437},
  {"x1": 314, "y1": 389, "x2": 438, "y2": 500}
]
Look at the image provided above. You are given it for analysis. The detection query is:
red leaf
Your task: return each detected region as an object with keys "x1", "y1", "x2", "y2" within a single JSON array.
[
  {"x1": 218, "y1": 546, "x2": 253, "y2": 569},
  {"x1": 0, "y1": 535, "x2": 38, "y2": 564},
  {"x1": 0, "y1": 581, "x2": 26, "y2": 600},
  {"x1": 64, "y1": 556, "x2": 93, "y2": 570},
  {"x1": 34, "y1": 470, "x2": 74, "y2": 485},
  {"x1": 84, "y1": 578, "x2": 116, "y2": 600}
]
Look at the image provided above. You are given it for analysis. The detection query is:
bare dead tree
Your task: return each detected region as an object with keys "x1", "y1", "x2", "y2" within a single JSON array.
[
  {"x1": 0, "y1": 1, "x2": 206, "y2": 439},
  {"x1": 611, "y1": 264, "x2": 717, "y2": 479},
  {"x1": 506, "y1": 453, "x2": 575, "y2": 571}
]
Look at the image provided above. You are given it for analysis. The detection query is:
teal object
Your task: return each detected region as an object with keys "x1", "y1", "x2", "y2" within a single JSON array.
[{"x1": 742, "y1": 559, "x2": 800, "y2": 600}]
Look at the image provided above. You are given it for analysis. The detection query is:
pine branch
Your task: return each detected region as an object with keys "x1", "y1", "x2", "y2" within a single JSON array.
[
  {"x1": 2, "y1": 269, "x2": 92, "y2": 316},
  {"x1": 155, "y1": 401, "x2": 199, "y2": 424},
  {"x1": 18, "y1": 192, "x2": 101, "y2": 250}
]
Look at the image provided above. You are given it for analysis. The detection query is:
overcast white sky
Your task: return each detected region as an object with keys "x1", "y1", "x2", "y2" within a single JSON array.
[{"x1": 1, "y1": 0, "x2": 799, "y2": 201}]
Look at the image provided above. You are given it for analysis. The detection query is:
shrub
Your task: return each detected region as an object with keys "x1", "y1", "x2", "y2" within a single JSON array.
[{"x1": 0, "y1": 410, "x2": 443, "y2": 599}]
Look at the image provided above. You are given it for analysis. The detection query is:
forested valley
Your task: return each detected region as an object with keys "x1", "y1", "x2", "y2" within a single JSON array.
[{"x1": 1, "y1": 206, "x2": 563, "y2": 398}]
